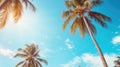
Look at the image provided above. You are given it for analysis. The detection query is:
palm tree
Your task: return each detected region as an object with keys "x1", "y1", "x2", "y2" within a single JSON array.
[
  {"x1": 114, "y1": 56, "x2": 120, "y2": 67},
  {"x1": 0, "y1": 0, "x2": 36, "y2": 28},
  {"x1": 14, "y1": 43, "x2": 48, "y2": 67},
  {"x1": 62, "y1": 0, "x2": 111, "y2": 67}
]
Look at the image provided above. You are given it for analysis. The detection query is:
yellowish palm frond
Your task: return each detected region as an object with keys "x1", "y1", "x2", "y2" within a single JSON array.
[
  {"x1": 62, "y1": 12, "x2": 76, "y2": 31},
  {"x1": 12, "y1": 0, "x2": 23, "y2": 22},
  {"x1": 71, "y1": 17, "x2": 78, "y2": 34},
  {"x1": 0, "y1": 9, "x2": 9, "y2": 28},
  {"x1": 0, "y1": 1, "x2": 11, "y2": 28},
  {"x1": 65, "y1": 0, "x2": 78, "y2": 8},
  {"x1": 77, "y1": 17, "x2": 87, "y2": 37},
  {"x1": 0, "y1": 0, "x2": 35, "y2": 28},
  {"x1": 62, "y1": 9, "x2": 73, "y2": 18}
]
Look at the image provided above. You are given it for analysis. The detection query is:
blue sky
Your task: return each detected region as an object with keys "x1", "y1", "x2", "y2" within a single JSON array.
[{"x1": 0, "y1": 0, "x2": 120, "y2": 67}]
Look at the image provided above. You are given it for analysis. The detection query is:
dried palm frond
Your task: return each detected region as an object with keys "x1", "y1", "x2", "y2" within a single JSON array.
[{"x1": 62, "y1": 12, "x2": 76, "y2": 30}]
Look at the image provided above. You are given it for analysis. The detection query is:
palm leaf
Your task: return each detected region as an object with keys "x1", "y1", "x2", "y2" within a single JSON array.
[
  {"x1": 62, "y1": 9, "x2": 73, "y2": 18},
  {"x1": 84, "y1": 17, "x2": 96, "y2": 34},
  {"x1": 36, "y1": 60, "x2": 42, "y2": 67},
  {"x1": 0, "y1": 9, "x2": 8, "y2": 28},
  {"x1": 77, "y1": 17, "x2": 87, "y2": 37},
  {"x1": 65, "y1": 0, "x2": 77, "y2": 8},
  {"x1": 62, "y1": 12, "x2": 76, "y2": 31},
  {"x1": 16, "y1": 60, "x2": 25, "y2": 67},
  {"x1": 92, "y1": 0, "x2": 103, "y2": 6},
  {"x1": 18, "y1": 48, "x2": 29, "y2": 55},
  {"x1": 12, "y1": 0, "x2": 23, "y2": 22},
  {"x1": 34, "y1": 60, "x2": 39, "y2": 67},
  {"x1": 37, "y1": 58, "x2": 48, "y2": 65},
  {"x1": 14, "y1": 53, "x2": 27, "y2": 58},
  {"x1": 0, "y1": 0, "x2": 11, "y2": 10},
  {"x1": 71, "y1": 17, "x2": 78, "y2": 34},
  {"x1": 88, "y1": 11, "x2": 111, "y2": 27}
]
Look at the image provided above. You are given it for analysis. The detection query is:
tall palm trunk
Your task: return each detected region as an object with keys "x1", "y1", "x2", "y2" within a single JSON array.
[{"x1": 83, "y1": 16, "x2": 108, "y2": 67}]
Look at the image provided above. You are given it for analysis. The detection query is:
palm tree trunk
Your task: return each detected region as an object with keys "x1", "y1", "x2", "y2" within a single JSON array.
[{"x1": 83, "y1": 16, "x2": 108, "y2": 67}]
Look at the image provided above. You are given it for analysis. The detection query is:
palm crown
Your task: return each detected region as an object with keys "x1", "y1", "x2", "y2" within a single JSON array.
[
  {"x1": 62, "y1": 0, "x2": 111, "y2": 67},
  {"x1": 62, "y1": 0, "x2": 111, "y2": 37},
  {"x1": 14, "y1": 44, "x2": 48, "y2": 67},
  {"x1": 0, "y1": 0, "x2": 35, "y2": 28}
]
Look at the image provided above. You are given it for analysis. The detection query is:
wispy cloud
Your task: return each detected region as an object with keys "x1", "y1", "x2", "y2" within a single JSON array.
[
  {"x1": 61, "y1": 56, "x2": 81, "y2": 67},
  {"x1": 0, "y1": 46, "x2": 15, "y2": 59},
  {"x1": 112, "y1": 36, "x2": 120, "y2": 44},
  {"x1": 61, "y1": 53, "x2": 118, "y2": 67},
  {"x1": 65, "y1": 38, "x2": 74, "y2": 49}
]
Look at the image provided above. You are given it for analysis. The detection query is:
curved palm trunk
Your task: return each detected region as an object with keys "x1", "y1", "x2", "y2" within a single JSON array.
[{"x1": 83, "y1": 16, "x2": 108, "y2": 67}]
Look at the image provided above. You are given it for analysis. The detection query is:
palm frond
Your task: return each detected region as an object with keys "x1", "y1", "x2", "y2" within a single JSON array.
[
  {"x1": 22, "y1": 61, "x2": 27, "y2": 67},
  {"x1": 37, "y1": 58, "x2": 48, "y2": 65},
  {"x1": 22, "y1": 0, "x2": 36, "y2": 11},
  {"x1": 62, "y1": 12, "x2": 76, "y2": 31},
  {"x1": 0, "y1": 0, "x2": 11, "y2": 10},
  {"x1": 62, "y1": 9, "x2": 73, "y2": 18},
  {"x1": 34, "y1": 60, "x2": 39, "y2": 67},
  {"x1": 18, "y1": 48, "x2": 29, "y2": 55},
  {"x1": 14, "y1": 53, "x2": 27, "y2": 58},
  {"x1": 12, "y1": 0, "x2": 23, "y2": 22},
  {"x1": 77, "y1": 17, "x2": 87, "y2": 37},
  {"x1": 36, "y1": 60, "x2": 42, "y2": 67},
  {"x1": 84, "y1": 17, "x2": 96, "y2": 34},
  {"x1": 92, "y1": 0, "x2": 103, "y2": 6},
  {"x1": 65, "y1": 0, "x2": 77, "y2": 8},
  {"x1": 27, "y1": 0, "x2": 36, "y2": 11},
  {"x1": 16, "y1": 60, "x2": 25, "y2": 67},
  {"x1": 88, "y1": 11, "x2": 111, "y2": 27},
  {"x1": 0, "y1": 10, "x2": 8, "y2": 28},
  {"x1": 71, "y1": 17, "x2": 78, "y2": 34}
]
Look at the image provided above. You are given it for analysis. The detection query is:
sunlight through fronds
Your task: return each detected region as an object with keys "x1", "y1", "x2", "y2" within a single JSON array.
[{"x1": 0, "y1": 0, "x2": 36, "y2": 28}]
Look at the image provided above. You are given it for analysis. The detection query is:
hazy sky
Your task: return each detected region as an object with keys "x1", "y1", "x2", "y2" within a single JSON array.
[{"x1": 0, "y1": 0, "x2": 120, "y2": 67}]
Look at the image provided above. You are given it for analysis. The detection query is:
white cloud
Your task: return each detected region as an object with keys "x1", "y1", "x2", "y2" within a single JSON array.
[
  {"x1": 62, "y1": 53, "x2": 118, "y2": 67},
  {"x1": 61, "y1": 56, "x2": 81, "y2": 67},
  {"x1": 112, "y1": 36, "x2": 120, "y2": 44},
  {"x1": 81, "y1": 53, "x2": 117, "y2": 67},
  {"x1": 0, "y1": 46, "x2": 15, "y2": 59},
  {"x1": 65, "y1": 38, "x2": 74, "y2": 49}
]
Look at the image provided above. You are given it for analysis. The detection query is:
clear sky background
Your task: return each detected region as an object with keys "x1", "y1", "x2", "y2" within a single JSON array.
[{"x1": 0, "y1": 0, "x2": 120, "y2": 67}]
